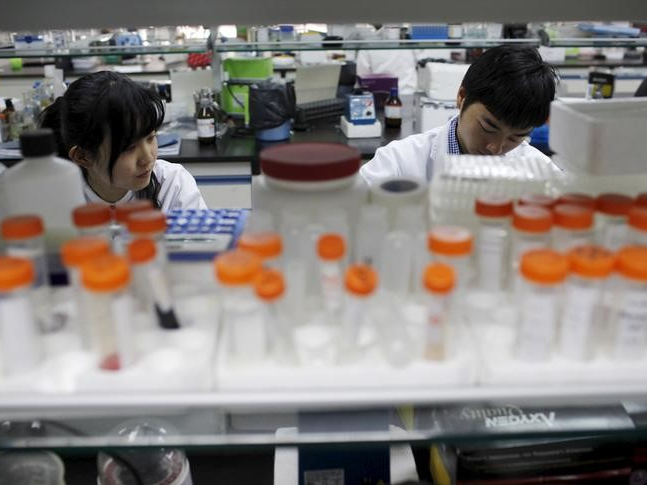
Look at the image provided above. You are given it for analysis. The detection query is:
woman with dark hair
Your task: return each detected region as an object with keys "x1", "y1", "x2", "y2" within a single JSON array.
[{"x1": 39, "y1": 71, "x2": 206, "y2": 211}]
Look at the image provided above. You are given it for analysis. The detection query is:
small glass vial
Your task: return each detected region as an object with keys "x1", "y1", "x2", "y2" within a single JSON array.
[
  {"x1": 81, "y1": 254, "x2": 136, "y2": 371},
  {"x1": 595, "y1": 193, "x2": 633, "y2": 250},
  {"x1": 552, "y1": 203, "x2": 594, "y2": 252},
  {"x1": 474, "y1": 195, "x2": 513, "y2": 291},
  {"x1": 113, "y1": 200, "x2": 154, "y2": 253},
  {"x1": 128, "y1": 238, "x2": 180, "y2": 331},
  {"x1": 516, "y1": 249, "x2": 569, "y2": 362},
  {"x1": 60, "y1": 237, "x2": 111, "y2": 345},
  {"x1": 338, "y1": 264, "x2": 378, "y2": 364},
  {"x1": 628, "y1": 207, "x2": 647, "y2": 246},
  {"x1": 214, "y1": 249, "x2": 264, "y2": 364},
  {"x1": 556, "y1": 193, "x2": 596, "y2": 211},
  {"x1": 427, "y1": 226, "x2": 473, "y2": 290},
  {"x1": 518, "y1": 193, "x2": 555, "y2": 210},
  {"x1": 237, "y1": 230, "x2": 283, "y2": 268},
  {"x1": 254, "y1": 268, "x2": 294, "y2": 364},
  {"x1": 1, "y1": 215, "x2": 51, "y2": 330},
  {"x1": 423, "y1": 262, "x2": 455, "y2": 361},
  {"x1": 608, "y1": 246, "x2": 647, "y2": 360},
  {"x1": 317, "y1": 233, "x2": 346, "y2": 318},
  {"x1": 127, "y1": 209, "x2": 168, "y2": 264},
  {"x1": 0, "y1": 256, "x2": 42, "y2": 376},
  {"x1": 511, "y1": 205, "x2": 553, "y2": 277},
  {"x1": 558, "y1": 246, "x2": 614, "y2": 361},
  {"x1": 72, "y1": 202, "x2": 112, "y2": 240}
]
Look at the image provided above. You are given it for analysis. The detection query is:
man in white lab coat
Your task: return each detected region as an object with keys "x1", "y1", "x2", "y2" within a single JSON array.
[{"x1": 360, "y1": 45, "x2": 557, "y2": 185}]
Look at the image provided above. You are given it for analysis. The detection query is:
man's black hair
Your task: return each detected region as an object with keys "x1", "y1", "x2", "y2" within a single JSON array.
[{"x1": 460, "y1": 45, "x2": 557, "y2": 129}]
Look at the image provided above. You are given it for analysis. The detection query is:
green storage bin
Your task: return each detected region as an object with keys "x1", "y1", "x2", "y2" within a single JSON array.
[{"x1": 223, "y1": 57, "x2": 273, "y2": 82}]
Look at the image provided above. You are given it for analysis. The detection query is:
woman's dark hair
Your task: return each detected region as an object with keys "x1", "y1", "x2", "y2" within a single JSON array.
[
  {"x1": 39, "y1": 71, "x2": 165, "y2": 208},
  {"x1": 460, "y1": 45, "x2": 557, "y2": 129}
]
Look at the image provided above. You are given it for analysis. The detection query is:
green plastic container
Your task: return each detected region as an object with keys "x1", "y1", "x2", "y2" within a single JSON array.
[{"x1": 223, "y1": 57, "x2": 273, "y2": 82}]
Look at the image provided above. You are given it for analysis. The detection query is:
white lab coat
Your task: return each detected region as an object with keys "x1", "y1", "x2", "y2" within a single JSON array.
[
  {"x1": 82, "y1": 159, "x2": 207, "y2": 212},
  {"x1": 360, "y1": 120, "x2": 552, "y2": 186}
]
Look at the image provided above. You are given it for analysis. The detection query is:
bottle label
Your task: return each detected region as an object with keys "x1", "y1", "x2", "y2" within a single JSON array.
[
  {"x1": 559, "y1": 284, "x2": 597, "y2": 360},
  {"x1": 384, "y1": 106, "x2": 402, "y2": 119},
  {"x1": 518, "y1": 291, "x2": 557, "y2": 361},
  {"x1": 197, "y1": 118, "x2": 215, "y2": 138},
  {"x1": 613, "y1": 290, "x2": 647, "y2": 359},
  {"x1": 477, "y1": 226, "x2": 508, "y2": 291}
]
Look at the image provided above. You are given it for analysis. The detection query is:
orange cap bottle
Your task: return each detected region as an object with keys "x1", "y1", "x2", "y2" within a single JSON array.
[
  {"x1": 423, "y1": 263, "x2": 456, "y2": 294},
  {"x1": 344, "y1": 264, "x2": 378, "y2": 296},
  {"x1": 628, "y1": 207, "x2": 647, "y2": 233},
  {"x1": 0, "y1": 257, "x2": 35, "y2": 292},
  {"x1": 512, "y1": 205, "x2": 553, "y2": 233},
  {"x1": 1, "y1": 215, "x2": 44, "y2": 240},
  {"x1": 127, "y1": 238, "x2": 157, "y2": 265},
  {"x1": 553, "y1": 204, "x2": 594, "y2": 230},
  {"x1": 238, "y1": 231, "x2": 283, "y2": 260},
  {"x1": 556, "y1": 193, "x2": 596, "y2": 210},
  {"x1": 81, "y1": 254, "x2": 130, "y2": 293},
  {"x1": 127, "y1": 210, "x2": 167, "y2": 236},
  {"x1": 72, "y1": 203, "x2": 112, "y2": 229},
  {"x1": 214, "y1": 249, "x2": 263, "y2": 286},
  {"x1": 636, "y1": 193, "x2": 647, "y2": 209},
  {"x1": 428, "y1": 226, "x2": 473, "y2": 256},
  {"x1": 568, "y1": 246, "x2": 615, "y2": 279},
  {"x1": 317, "y1": 233, "x2": 346, "y2": 261},
  {"x1": 518, "y1": 194, "x2": 555, "y2": 209},
  {"x1": 254, "y1": 268, "x2": 286, "y2": 301},
  {"x1": 520, "y1": 249, "x2": 569, "y2": 285},
  {"x1": 60, "y1": 237, "x2": 111, "y2": 269},
  {"x1": 615, "y1": 246, "x2": 647, "y2": 283},
  {"x1": 475, "y1": 195, "x2": 513, "y2": 218},
  {"x1": 596, "y1": 193, "x2": 633, "y2": 217}
]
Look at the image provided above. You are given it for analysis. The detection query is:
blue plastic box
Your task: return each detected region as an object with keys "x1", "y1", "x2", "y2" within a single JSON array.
[{"x1": 410, "y1": 25, "x2": 449, "y2": 40}]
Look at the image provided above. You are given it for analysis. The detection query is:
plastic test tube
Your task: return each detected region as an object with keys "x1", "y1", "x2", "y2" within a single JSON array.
[
  {"x1": 1, "y1": 215, "x2": 51, "y2": 329},
  {"x1": 72, "y1": 202, "x2": 112, "y2": 240},
  {"x1": 628, "y1": 207, "x2": 647, "y2": 246},
  {"x1": 394, "y1": 205, "x2": 429, "y2": 298},
  {"x1": 380, "y1": 230, "x2": 413, "y2": 300},
  {"x1": 355, "y1": 205, "x2": 388, "y2": 267},
  {"x1": 0, "y1": 257, "x2": 42, "y2": 376},
  {"x1": 427, "y1": 225, "x2": 473, "y2": 290},
  {"x1": 516, "y1": 249, "x2": 569, "y2": 362},
  {"x1": 474, "y1": 195, "x2": 513, "y2": 292},
  {"x1": 595, "y1": 193, "x2": 633, "y2": 250},
  {"x1": 81, "y1": 254, "x2": 136, "y2": 371},
  {"x1": 254, "y1": 268, "x2": 294, "y2": 363},
  {"x1": 317, "y1": 233, "x2": 346, "y2": 318},
  {"x1": 214, "y1": 249, "x2": 264, "y2": 364},
  {"x1": 60, "y1": 237, "x2": 111, "y2": 345},
  {"x1": 338, "y1": 264, "x2": 378, "y2": 364},
  {"x1": 237, "y1": 230, "x2": 283, "y2": 268},
  {"x1": 423, "y1": 262, "x2": 455, "y2": 361},
  {"x1": 128, "y1": 238, "x2": 180, "y2": 330},
  {"x1": 552, "y1": 204, "x2": 595, "y2": 252},
  {"x1": 112, "y1": 200, "x2": 155, "y2": 253},
  {"x1": 609, "y1": 246, "x2": 647, "y2": 360},
  {"x1": 558, "y1": 246, "x2": 615, "y2": 361},
  {"x1": 127, "y1": 209, "x2": 168, "y2": 264}
]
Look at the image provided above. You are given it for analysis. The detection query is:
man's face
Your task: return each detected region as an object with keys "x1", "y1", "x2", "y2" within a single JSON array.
[{"x1": 455, "y1": 87, "x2": 533, "y2": 156}]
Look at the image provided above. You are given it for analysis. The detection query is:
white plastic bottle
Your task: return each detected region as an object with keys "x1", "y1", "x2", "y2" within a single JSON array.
[
  {"x1": 608, "y1": 246, "x2": 647, "y2": 361},
  {"x1": 552, "y1": 204, "x2": 595, "y2": 252},
  {"x1": 516, "y1": 249, "x2": 569, "y2": 362},
  {"x1": 428, "y1": 225, "x2": 473, "y2": 290},
  {"x1": 0, "y1": 129, "x2": 85, "y2": 251},
  {"x1": 127, "y1": 209, "x2": 168, "y2": 264},
  {"x1": 558, "y1": 246, "x2": 614, "y2": 361},
  {"x1": 511, "y1": 205, "x2": 553, "y2": 288},
  {"x1": 0, "y1": 256, "x2": 42, "y2": 376},
  {"x1": 474, "y1": 195, "x2": 513, "y2": 291},
  {"x1": 423, "y1": 262, "x2": 455, "y2": 361}
]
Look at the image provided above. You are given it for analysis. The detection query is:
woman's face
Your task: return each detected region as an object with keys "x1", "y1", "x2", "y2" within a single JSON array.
[{"x1": 85, "y1": 131, "x2": 158, "y2": 201}]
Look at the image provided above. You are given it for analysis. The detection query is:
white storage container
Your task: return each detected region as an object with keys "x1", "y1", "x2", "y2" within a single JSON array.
[
  {"x1": 252, "y1": 142, "x2": 369, "y2": 229},
  {"x1": 549, "y1": 98, "x2": 647, "y2": 175}
]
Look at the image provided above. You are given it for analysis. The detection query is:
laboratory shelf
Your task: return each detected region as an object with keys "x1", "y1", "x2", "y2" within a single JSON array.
[
  {"x1": 548, "y1": 37, "x2": 647, "y2": 48},
  {"x1": 0, "y1": 43, "x2": 208, "y2": 58},
  {"x1": 0, "y1": 386, "x2": 646, "y2": 451},
  {"x1": 213, "y1": 37, "x2": 541, "y2": 52}
]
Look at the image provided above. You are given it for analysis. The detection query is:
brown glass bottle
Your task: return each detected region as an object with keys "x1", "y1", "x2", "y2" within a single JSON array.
[
  {"x1": 384, "y1": 87, "x2": 402, "y2": 129},
  {"x1": 197, "y1": 98, "x2": 216, "y2": 144}
]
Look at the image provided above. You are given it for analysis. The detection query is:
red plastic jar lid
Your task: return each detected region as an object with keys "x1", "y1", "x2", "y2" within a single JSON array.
[{"x1": 259, "y1": 142, "x2": 361, "y2": 182}]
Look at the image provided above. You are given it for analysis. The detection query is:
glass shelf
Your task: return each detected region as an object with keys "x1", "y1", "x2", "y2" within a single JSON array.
[
  {"x1": 0, "y1": 43, "x2": 208, "y2": 59},
  {"x1": 0, "y1": 389, "x2": 646, "y2": 451},
  {"x1": 213, "y1": 37, "x2": 541, "y2": 52},
  {"x1": 548, "y1": 37, "x2": 647, "y2": 48}
]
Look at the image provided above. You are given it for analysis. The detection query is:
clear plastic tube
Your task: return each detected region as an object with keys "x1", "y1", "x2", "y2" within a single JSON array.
[
  {"x1": 222, "y1": 286, "x2": 266, "y2": 364},
  {"x1": 516, "y1": 282, "x2": 560, "y2": 362},
  {"x1": 380, "y1": 231, "x2": 412, "y2": 299},
  {"x1": 355, "y1": 205, "x2": 388, "y2": 267}
]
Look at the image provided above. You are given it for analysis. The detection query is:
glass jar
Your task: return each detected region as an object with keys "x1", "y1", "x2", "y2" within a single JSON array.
[
  {"x1": 595, "y1": 193, "x2": 633, "y2": 250},
  {"x1": 558, "y1": 246, "x2": 614, "y2": 361},
  {"x1": 552, "y1": 203, "x2": 594, "y2": 252},
  {"x1": 474, "y1": 195, "x2": 513, "y2": 291},
  {"x1": 608, "y1": 246, "x2": 647, "y2": 360},
  {"x1": 516, "y1": 249, "x2": 569, "y2": 362}
]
